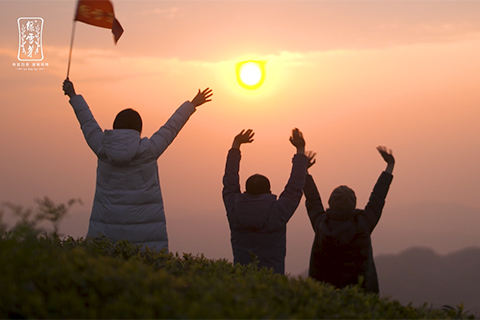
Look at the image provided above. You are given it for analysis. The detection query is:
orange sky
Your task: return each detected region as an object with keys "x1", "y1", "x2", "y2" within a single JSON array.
[{"x1": 1, "y1": 0, "x2": 480, "y2": 276}]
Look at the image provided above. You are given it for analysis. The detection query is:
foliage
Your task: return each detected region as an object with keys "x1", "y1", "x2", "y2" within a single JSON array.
[
  {"x1": 34, "y1": 197, "x2": 82, "y2": 235},
  {"x1": 0, "y1": 199, "x2": 475, "y2": 319},
  {"x1": 442, "y1": 304, "x2": 474, "y2": 319},
  {"x1": 1, "y1": 197, "x2": 81, "y2": 238}
]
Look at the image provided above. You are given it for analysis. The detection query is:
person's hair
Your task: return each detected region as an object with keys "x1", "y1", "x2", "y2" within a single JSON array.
[
  {"x1": 113, "y1": 108, "x2": 142, "y2": 133},
  {"x1": 246, "y1": 174, "x2": 271, "y2": 195},
  {"x1": 328, "y1": 185, "x2": 357, "y2": 212}
]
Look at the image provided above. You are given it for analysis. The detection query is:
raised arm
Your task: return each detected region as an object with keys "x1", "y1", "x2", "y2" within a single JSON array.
[
  {"x1": 62, "y1": 78, "x2": 76, "y2": 98},
  {"x1": 231, "y1": 129, "x2": 254, "y2": 149},
  {"x1": 191, "y1": 88, "x2": 213, "y2": 108},
  {"x1": 150, "y1": 88, "x2": 213, "y2": 158},
  {"x1": 377, "y1": 146, "x2": 395, "y2": 174},
  {"x1": 303, "y1": 152, "x2": 326, "y2": 232},
  {"x1": 63, "y1": 78, "x2": 104, "y2": 155},
  {"x1": 275, "y1": 129, "x2": 308, "y2": 224},
  {"x1": 306, "y1": 151, "x2": 316, "y2": 169},
  {"x1": 224, "y1": 129, "x2": 254, "y2": 197},
  {"x1": 362, "y1": 146, "x2": 395, "y2": 233},
  {"x1": 289, "y1": 127, "x2": 305, "y2": 155},
  {"x1": 223, "y1": 130, "x2": 254, "y2": 218}
]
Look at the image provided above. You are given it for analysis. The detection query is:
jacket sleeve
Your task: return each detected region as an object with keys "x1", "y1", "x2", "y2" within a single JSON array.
[
  {"x1": 69, "y1": 95, "x2": 104, "y2": 156},
  {"x1": 222, "y1": 148, "x2": 241, "y2": 224},
  {"x1": 303, "y1": 174, "x2": 326, "y2": 233},
  {"x1": 362, "y1": 171, "x2": 394, "y2": 234},
  {"x1": 275, "y1": 153, "x2": 308, "y2": 224},
  {"x1": 150, "y1": 101, "x2": 196, "y2": 159}
]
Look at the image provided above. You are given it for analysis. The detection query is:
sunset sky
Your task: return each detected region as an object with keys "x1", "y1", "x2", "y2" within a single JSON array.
[{"x1": 1, "y1": 0, "x2": 480, "y2": 277}]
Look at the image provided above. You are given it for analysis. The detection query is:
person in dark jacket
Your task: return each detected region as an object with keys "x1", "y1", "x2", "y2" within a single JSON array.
[
  {"x1": 303, "y1": 146, "x2": 395, "y2": 293},
  {"x1": 222, "y1": 128, "x2": 308, "y2": 274}
]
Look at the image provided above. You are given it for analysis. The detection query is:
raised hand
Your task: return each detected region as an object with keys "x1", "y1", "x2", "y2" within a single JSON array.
[
  {"x1": 62, "y1": 78, "x2": 76, "y2": 98},
  {"x1": 191, "y1": 88, "x2": 213, "y2": 107},
  {"x1": 306, "y1": 151, "x2": 317, "y2": 169},
  {"x1": 377, "y1": 146, "x2": 394, "y2": 164},
  {"x1": 232, "y1": 129, "x2": 255, "y2": 149},
  {"x1": 289, "y1": 128, "x2": 305, "y2": 154},
  {"x1": 377, "y1": 146, "x2": 395, "y2": 174}
]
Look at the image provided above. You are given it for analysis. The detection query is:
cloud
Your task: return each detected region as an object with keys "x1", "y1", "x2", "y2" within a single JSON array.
[{"x1": 135, "y1": 6, "x2": 181, "y2": 19}]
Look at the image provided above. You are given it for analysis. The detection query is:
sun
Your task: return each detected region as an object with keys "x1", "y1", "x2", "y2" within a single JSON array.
[{"x1": 236, "y1": 60, "x2": 266, "y2": 90}]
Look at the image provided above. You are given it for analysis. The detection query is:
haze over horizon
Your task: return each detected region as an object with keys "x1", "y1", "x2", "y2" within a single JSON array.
[{"x1": 1, "y1": 0, "x2": 480, "y2": 276}]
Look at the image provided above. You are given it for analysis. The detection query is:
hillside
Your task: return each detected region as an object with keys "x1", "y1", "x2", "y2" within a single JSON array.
[
  {"x1": 0, "y1": 232, "x2": 473, "y2": 319},
  {"x1": 0, "y1": 198, "x2": 475, "y2": 319},
  {"x1": 298, "y1": 246, "x2": 480, "y2": 317}
]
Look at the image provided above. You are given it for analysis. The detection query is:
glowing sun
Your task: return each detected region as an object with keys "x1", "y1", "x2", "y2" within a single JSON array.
[{"x1": 236, "y1": 60, "x2": 266, "y2": 90}]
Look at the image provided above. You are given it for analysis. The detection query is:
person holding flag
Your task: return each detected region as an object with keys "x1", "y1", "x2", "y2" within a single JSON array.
[{"x1": 62, "y1": 78, "x2": 213, "y2": 251}]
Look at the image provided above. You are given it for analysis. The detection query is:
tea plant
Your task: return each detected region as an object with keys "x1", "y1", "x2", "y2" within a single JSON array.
[{"x1": 0, "y1": 199, "x2": 474, "y2": 319}]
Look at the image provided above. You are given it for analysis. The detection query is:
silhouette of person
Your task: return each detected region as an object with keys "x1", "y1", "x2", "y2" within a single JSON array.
[
  {"x1": 303, "y1": 146, "x2": 394, "y2": 293},
  {"x1": 62, "y1": 78, "x2": 212, "y2": 251},
  {"x1": 222, "y1": 128, "x2": 308, "y2": 274}
]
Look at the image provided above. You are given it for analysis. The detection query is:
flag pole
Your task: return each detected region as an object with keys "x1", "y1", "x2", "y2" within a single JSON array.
[{"x1": 66, "y1": 19, "x2": 76, "y2": 78}]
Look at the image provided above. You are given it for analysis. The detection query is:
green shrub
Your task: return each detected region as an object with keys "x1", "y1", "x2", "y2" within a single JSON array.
[
  {"x1": 1, "y1": 234, "x2": 473, "y2": 319},
  {"x1": 0, "y1": 199, "x2": 474, "y2": 319}
]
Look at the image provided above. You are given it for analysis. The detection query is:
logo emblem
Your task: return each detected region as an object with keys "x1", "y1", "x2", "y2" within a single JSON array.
[{"x1": 17, "y1": 17, "x2": 44, "y2": 61}]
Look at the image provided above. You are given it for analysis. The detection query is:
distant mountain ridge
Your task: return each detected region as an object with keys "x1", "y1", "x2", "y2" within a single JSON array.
[
  {"x1": 298, "y1": 246, "x2": 480, "y2": 316},
  {"x1": 376, "y1": 246, "x2": 480, "y2": 316}
]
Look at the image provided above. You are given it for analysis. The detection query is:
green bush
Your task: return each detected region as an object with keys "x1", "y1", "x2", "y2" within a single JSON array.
[{"x1": 0, "y1": 199, "x2": 474, "y2": 319}]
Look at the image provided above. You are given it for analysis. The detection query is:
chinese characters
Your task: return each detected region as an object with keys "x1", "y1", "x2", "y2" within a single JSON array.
[{"x1": 18, "y1": 18, "x2": 44, "y2": 61}]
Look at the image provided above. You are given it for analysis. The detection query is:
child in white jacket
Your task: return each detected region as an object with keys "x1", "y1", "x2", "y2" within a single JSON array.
[{"x1": 62, "y1": 78, "x2": 212, "y2": 251}]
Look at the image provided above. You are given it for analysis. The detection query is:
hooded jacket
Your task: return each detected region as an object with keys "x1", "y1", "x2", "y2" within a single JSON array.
[
  {"x1": 303, "y1": 171, "x2": 393, "y2": 293},
  {"x1": 69, "y1": 95, "x2": 196, "y2": 251},
  {"x1": 222, "y1": 148, "x2": 308, "y2": 274}
]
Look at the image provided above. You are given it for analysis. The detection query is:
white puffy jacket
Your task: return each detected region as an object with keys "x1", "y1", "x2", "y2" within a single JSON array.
[{"x1": 70, "y1": 95, "x2": 196, "y2": 251}]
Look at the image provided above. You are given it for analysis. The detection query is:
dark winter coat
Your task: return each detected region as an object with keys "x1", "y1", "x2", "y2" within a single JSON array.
[
  {"x1": 303, "y1": 172, "x2": 393, "y2": 293},
  {"x1": 222, "y1": 148, "x2": 308, "y2": 274}
]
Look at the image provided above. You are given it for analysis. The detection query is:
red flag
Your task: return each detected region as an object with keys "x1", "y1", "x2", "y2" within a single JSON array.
[{"x1": 74, "y1": 0, "x2": 124, "y2": 43}]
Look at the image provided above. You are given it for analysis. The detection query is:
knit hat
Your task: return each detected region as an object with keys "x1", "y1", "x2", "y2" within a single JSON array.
[
  {"x1": 113, "y1": 108, "x2": 142, "y2": 134},
  {"x1": 246, "y1": 174, "x2": 271, "y2": 195},
  {"x1": 328, "y1": 185, "x2": 356, "y2": 212}
]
